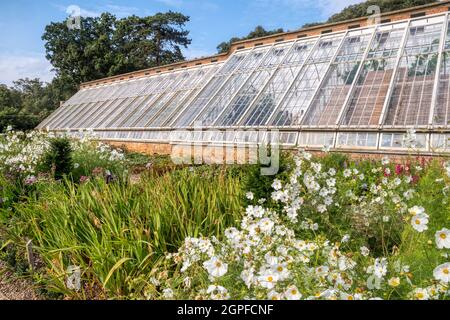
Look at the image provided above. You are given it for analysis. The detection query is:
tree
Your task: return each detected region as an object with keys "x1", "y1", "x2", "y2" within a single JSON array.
[
  {"x1": 305, "y1": 0, "x2": 437, "y2": 26},
  {"x1": 217, "y1": 26, "x2": 284, "y2": 54},
  {"x1": 329, "y1": 0, "x2": 437, "y2": 23},
  {"x1": 42, "y1": 11, "x2": 191, "y2": 84},
  {"x1": 0, "y1": 78, "x2": 73, "y2": 132}
]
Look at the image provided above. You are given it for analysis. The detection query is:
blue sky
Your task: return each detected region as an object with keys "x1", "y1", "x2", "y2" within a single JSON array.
[{"x1": 0, "y1": 0, "x2": 361, "y2": 85}]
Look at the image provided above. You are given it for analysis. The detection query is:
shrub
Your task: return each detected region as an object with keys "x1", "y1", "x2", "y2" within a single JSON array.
[{"x1": 41, "y1": 137, "x2": 73, "y2": 180}]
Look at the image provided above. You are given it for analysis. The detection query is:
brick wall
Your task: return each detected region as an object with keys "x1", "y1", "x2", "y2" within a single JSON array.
[{"x1": 105, "y1": 141, "x2": 448, "y2": 164}]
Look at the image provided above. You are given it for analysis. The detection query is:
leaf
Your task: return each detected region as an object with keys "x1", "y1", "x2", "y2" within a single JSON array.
[
  {"x1": 103, "y1": 257, "x2": 132, "y2": 287},
  {"x1": 0, "y1": 240, "x2": 13, "y2": 251}
]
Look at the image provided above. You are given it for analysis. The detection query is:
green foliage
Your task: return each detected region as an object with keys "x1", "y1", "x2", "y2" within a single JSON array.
[
  {"x1": 42, "y1": 12, "x2": 191, "y2": 84},
  {"x1": 0, "y1": 78, "x2": 75, "y2": 132},
  {"x1": 242, "y1": 151, "x2": 293, "y2": 206},
  {"x1": 2, "y1": 167, "x2": 243, "y2": 298},
  {"x1": 300, "y1": 0, "x2": 437, "y2": 30},
  {"x1": 42, "y1": 137, "x2": 73, "y2": 180},
  {"x1": 328, "y1": 0, "x2": 437, "y2": 24},
  {"x1": 217, "y1": 26, "x2": 284, "y2": 54}
]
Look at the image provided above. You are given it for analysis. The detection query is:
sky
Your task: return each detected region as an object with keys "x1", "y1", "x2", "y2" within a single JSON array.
[{"x1": 0, "y1": 0, "x2": 362, "y2": 86}]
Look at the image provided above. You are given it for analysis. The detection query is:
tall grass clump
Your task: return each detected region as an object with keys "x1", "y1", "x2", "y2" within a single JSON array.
[{"x1": 4, "y1": 167, "x2": 244, "y2": 298}]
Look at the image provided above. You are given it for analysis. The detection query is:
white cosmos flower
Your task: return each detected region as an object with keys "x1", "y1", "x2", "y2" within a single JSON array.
[
  {"x1": 373, "y1": 258, "x2": 388, "y2": 278},
  {"x1": 343, "y1": 169, "x2": 352, "y2": 178},
  {"x1": 388, "y1": 277, "x2": 400, "y2": 287},
  {"x1": 271, "y1": 263, "x2": 290, "y2": 281},
  {"x1": 207, "y1": 285, "x2": 230, "y2": 300},
  {"x1": 241, "y1": 268, "x2": 255, "y2": 289},
  {"x1": 162, "y1": 288, "x2": 174, "y2": 299},
  {"x1": 413, "y1": 288, "x2": 429, "y2": 300},
  {"x1": 411, "y1": 213, "x2": 429, "y2": 233},
  {"x1": 409, "y1": 206, "x2": 425, "y2": 216},
  {"x1": 246, "y1": 205, "x2": 265, "y2": 218},
  {"x1": 433, "y1": 263, "x2": 450, "y2": 283},
  {"x1": 338, "y1": 256, "x2": 356, "y2": 271},
  {"x1": 272, "y1": 179, "x2": 282, "y2": 191},
  {"x1": 284, "y1": 286, "x2": 302, "y2": 300},
  {"x1": 267, "y1": 290, "x2": 282, "y2": 300},
  {"x1": 259, "y1": 218, "x2": 275, "y2": 234},
  {"x1": 317, "y1": 205, "x2": 327, "y2": 213},
  {"x1": 341, "y1": 234, "x2": 350, "y2": 243},
  {"x1": 246, "y1": 192, "x2": 254, "y2": 200},
  {"x1": 315, "y1": 266, "x2": 329, "y2": 277},
  {"x1": 302, "y1": 152, "x2": 312, "y2": 161},
  {"x1": 203, "y1": 257, "x2": 228, "y2": 278},
  {"x1": 435, "y1": 228, "x2": 450, "y2": 249},
  {"x1": 360, "y1": 246, "x2": 370, "y2": 257},
  {"x1": 258, "y1": 271, "x2": 279, "y2": 289}
]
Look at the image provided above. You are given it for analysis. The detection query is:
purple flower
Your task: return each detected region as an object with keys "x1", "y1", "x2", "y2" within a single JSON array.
[
  {"x1": 24, "y1": 175, "x2": 37, "y2": 185},
  {"x1": 79, "y1": 176, "x2": 90, "y2": 184}
]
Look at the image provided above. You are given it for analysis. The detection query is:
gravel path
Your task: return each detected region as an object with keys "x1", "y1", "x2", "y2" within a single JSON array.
[{"x1": 0, "y1": 261, "x2": 41, "y2": 300}]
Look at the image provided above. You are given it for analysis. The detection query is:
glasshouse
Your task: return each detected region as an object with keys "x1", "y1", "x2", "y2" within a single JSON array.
[{"x1": 39, "y1": 5, "x2": 450, "y2": 154}]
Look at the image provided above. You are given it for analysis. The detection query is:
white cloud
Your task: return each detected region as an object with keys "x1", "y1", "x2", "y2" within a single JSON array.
[
  {"x1": 0, "y1": 54, "x2": 54, "y2": 86},
  {"x1": 64, "y1": 4, "x2": 99, "y2": 17},
  {"x1": 58, "y1": 4, "x2": 141, "y2": 18}
]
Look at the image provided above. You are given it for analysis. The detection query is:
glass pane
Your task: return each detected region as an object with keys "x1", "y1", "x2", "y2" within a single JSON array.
[
  {"x1": 342, "y1": 24, "x2": 407, "y2": 127},
  {"x1": 196, "y1": 47, "x2": 271, "y2": 126},
  {"x1": 302, "y1": 29, "x2": 374, "y2": 127},
  {"x1": 215, "y1": 43, "x2": 292, "y2": 126},
  {"x1": 243, "y1": 39, "x2": 318, "y2": 126},
  {"x1": 270, "y1": 34, "x2": 345, "y2": 126},
  {"x1": 384, "y1": 18, "x2": 444, "y2": 126},
  {"x1": 173, "y1": 52, "x2": 250, "y2": 127}
]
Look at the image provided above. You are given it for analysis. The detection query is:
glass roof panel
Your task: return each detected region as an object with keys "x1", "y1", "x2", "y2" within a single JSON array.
[
  {"x1": 384, "y1": 18, "x2": 444, "y2": 126},
  {"x1": 214, "y1": 43, "x2": 293, "y2": 127},
  {"x1": 270, "y1": 34, "x2": 345, "y2": 126},
  {"x1": 302, "y1": 29, "x2": 374, "y2": 127},
  {"x1": 173, "y1": 53, "x2": 249, "y2": 127},
  {"x1": 341, "y1": 24, "x2": 408, "y2": 127},
  {"x1": 194, "y1": 47, "x2": 272, "y2": 126},
  {"x1": 242, "y1": 39, "x2": 319, "y2": 126}
]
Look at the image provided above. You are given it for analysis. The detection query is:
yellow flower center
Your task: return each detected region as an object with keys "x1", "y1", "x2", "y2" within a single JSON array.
[
  {"x1": 416, "y1": 293, "x2": 424, "y2": 299},
  {"x1": 415, "y1": 219, "x2": 421, "y2": 225},
  {"x1": 440, "y1": 233, "x2": 447, "y2": 240},
  {"x1": 347, "y1": 296, "x2": 354, "y2": 300},
  {"x1": 215, "y1": 262, "x2": 222, "y2": 268},
  {"x1": 277, "y1": 266, "x2": 283, "y2": 272},
  {"x1": 267, "y1": 276, "x2": 273, "y2": 282},
  {"x1": 291, "y1": 289, "x2": 298, "y2": 295},
  {"x1": 443, "y1": 268, "x2": 449, "y2": 275}
]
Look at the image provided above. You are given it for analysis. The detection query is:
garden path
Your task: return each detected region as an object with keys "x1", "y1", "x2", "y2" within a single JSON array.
[{"x1": 0, "y1": 261, "x2": 40, "y2": 300}]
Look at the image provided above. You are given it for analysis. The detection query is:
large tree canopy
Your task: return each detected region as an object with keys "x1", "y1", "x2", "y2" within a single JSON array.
[
  {"x1": 217, "y1": 26, "x2": 284, "y2": 54},
  {"x1": 42, "y1": 11, "x2": 191, "y2": 84}
]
